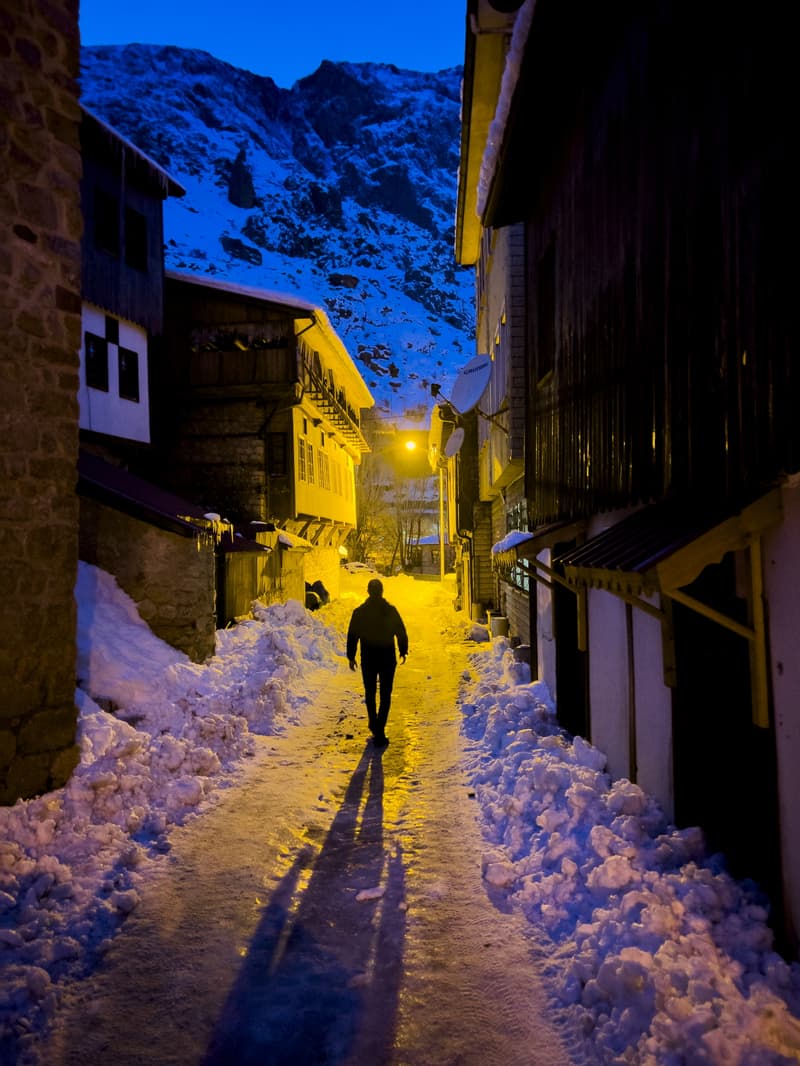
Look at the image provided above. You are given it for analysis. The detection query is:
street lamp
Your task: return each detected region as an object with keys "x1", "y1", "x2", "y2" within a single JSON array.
[{"x1": 401, "y1": 439, "x2": 443, "y2": 578}]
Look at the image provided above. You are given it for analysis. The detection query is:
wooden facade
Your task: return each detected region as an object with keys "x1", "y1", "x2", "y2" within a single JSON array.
[
  {"x1": 489, "y1": 1, "x2": 798, "y2": 524},
  {"x1": 80, "y1": 109, "x2": 184, "y2": 336},
  {"x1": 150, "y1": 273, "x2": 371, "y2": 536},
  {"x1": 458, "y1": 0, "x2": 800, "y2": 951}
]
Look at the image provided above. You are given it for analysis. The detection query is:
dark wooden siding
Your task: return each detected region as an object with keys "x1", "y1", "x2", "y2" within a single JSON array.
[
  {"x1": 503, "y1": 1, "x2": 799, "y2": 524},
  {"x1": 80, "y1": 120, "x2": 167, "y2": 334},
  {"x1": 160, "y1": 277, "x2": 299, "y2": 394}
]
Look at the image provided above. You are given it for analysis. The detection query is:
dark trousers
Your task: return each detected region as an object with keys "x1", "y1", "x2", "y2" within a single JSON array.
[{"x1": 360, "y1": 649, "x2": 397, "y2": 737}]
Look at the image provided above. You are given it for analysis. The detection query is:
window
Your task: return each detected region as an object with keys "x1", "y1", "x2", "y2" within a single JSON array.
[
  {"x1": 267, "y1": 433, "x2": 287, "y2": 477},
  {"x1": 84, "y1": 332, "x2": 109, "y2": 392},
  {"x1": 506, "y1": 500, "x2": 530, "y2": 592},
  {"x1": 510, "y1": 564, "x2": 530, "y2": 594},
  {"x1": 118, "y1": 347, "x2": 139, "y2": 402},
  {"x1": 298, "y1": 437, "x2": 306, "y2": 481},
  {"x1": 94, "y1": 187, "x2": 120, "y2": 256},
  {"x1": 306, "y1": 443, "x2": 315, "y2": 484},
  {"x1": 125, "y1": 207, "x2": 148, "y2": 271}
]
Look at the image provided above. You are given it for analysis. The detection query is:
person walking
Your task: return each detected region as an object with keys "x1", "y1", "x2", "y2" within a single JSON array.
[{"x1": 347, "y1": 578, "x2": 408, "y2": 747}]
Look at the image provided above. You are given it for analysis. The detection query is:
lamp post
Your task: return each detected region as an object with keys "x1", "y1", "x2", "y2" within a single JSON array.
[{"x1": 404, "y1": 439, "x2": 444, "y2": 579}]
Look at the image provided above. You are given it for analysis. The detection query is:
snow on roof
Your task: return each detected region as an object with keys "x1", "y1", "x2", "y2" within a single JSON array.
[
  {"x1": 81, "y1": 105, "x2": 185, "y2": 198},
  {"x1": 165, "y1": 269, "x2": 318, "y2": 315},
  {"x1": 165, "y1": 270, "x2": 374, "y2": 410},
  {"x1": 476, "y1": 0, "x2": 536, "y2": 219},
  {"x1": 492, "y1": 529, "x2": 534, "y2": 555},
  {"x1": 278, "y1": 530, "x2": 314, "y2": 550}
]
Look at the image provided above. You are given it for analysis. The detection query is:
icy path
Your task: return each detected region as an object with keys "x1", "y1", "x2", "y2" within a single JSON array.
[{"x1": 35, "y1": 579, "x2": 578, "y2": 1065}]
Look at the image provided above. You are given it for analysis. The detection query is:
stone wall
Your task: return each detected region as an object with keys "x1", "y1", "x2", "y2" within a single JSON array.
[
  {"x1": 79, "y1": 500, "x2": 218, "y2": 662},
  {"x1": 0, "y1": 1, "x2": 83, "y2": 803},
  {"x1": 164, "y1": 398, "x2": 293, "y2": 525}
]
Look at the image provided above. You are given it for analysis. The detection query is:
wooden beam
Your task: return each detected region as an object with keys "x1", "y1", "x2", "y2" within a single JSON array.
[{"x1": 667, "y1": 588, "x2": 756, "y2": 643}]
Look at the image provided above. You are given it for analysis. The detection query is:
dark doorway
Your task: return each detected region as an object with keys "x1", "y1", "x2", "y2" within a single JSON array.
[
  {"x1": 672, "y1": 554, "x2": 783, "y2": 928},
  {"x1": 553, "y1": 548, "x2": 589, "y2": 740}
]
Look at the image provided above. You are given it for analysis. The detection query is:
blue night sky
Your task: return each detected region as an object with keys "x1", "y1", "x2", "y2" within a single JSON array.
[{"x1": 79, "y1": 0, "x2": 467, "y2": 88}]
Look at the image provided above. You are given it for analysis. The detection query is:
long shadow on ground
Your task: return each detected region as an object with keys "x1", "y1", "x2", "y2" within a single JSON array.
[{"x1": 203, "y1": 745, "x2": 406, "y2": 1065}]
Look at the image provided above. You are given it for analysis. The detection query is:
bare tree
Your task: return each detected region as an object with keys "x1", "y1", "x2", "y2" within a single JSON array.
[{"x1": 349, "y1": 417, "x2": 437, "y2": 572}]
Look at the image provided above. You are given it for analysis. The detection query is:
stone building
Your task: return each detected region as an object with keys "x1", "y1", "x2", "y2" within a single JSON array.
[{"x1": 0, "y1": 1, "x2": 83, "y2": 803}]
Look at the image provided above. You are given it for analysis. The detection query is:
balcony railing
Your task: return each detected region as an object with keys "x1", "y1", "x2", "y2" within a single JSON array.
[{"x1": 299, "y1": 350, "x2": 370, "y2": 453}]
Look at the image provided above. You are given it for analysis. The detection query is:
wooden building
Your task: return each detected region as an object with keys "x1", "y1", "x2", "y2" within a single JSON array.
[
  {"x1": 150, "y1": 272, "x2": 374, "y2": 597},
  {"x1": 457, "y1": 0, "x2": 800, "y2": 952},
  {"x1": 79, "y1": 107, "x2": 185, "y2": 449}
]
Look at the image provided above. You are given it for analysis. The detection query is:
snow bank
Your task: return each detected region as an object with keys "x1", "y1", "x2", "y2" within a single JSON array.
[{"x1": 461, "y1": 639, "x2": 800, "y2": 1064}]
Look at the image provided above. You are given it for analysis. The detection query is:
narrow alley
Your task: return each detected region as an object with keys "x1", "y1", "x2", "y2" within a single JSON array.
[{"x1": 32, "y1": 576, "x2": 578, "y2": 1066}]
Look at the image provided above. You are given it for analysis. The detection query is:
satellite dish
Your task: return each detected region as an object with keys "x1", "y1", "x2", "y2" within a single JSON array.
[
  {"x1": 450, "y1": 354, "x2": 492, "y2": 414},
  {"x1": 444, "y1": 426, "x2": 465, "y2": 458}
]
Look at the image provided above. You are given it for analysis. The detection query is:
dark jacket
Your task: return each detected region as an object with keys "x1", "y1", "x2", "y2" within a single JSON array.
[{"x1": 347, "y1": 597, "x2": 408, "y2": 662}]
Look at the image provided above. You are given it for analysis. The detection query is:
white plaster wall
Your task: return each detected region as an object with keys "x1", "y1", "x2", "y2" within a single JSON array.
[
  {"x1": 587, "y1": 588, "x2": 630, "y2": 781},
  {"x1": 293, "y1": 409, "x2": 358, "y2": 526},
  {"x1": 763, "y1": 480, "x2": 800, "y2": 948},
  {"x1": 79, "y1": 304, "x2": 149, "y2": 443},
  {"x1": 632, "y1": 599, "x2": 674, "y2": 821}
]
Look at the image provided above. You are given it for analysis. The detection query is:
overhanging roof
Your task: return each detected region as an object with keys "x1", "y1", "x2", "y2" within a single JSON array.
[
  {"x1": 492, "y1": 518, "x2": 586, "y2": 570},
  {"x1": 165, "y1": 270, "x2": 374, "y2": 413},
  {"x1": 556, "y1": 491, "x2": 782, "y2": 597},
  {"x1": 81, "y1": 106, "x2": 185, "y2": 199},
  {"x1": 456, "y1": 0, "x2": 516, "y2": 264},
  {"x1": 77, "y1": 450, "x2": 212, "y2": 538}
]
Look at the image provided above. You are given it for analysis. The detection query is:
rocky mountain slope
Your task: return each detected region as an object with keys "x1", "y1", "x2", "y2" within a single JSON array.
[{"x1": 80, "y1": 44, "x2": 475, "y2": 418}]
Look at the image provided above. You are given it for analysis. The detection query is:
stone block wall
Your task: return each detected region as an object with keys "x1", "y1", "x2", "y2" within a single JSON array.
[
  {"x1": 0, "y1": 1, "x2": 83, "y2": 804},
  {"x1": 165, "y1": 398, "x2": 274, "y2": 523},
  {"x1": 79, "y1": 499, "x2": 218, "y2": 663}
]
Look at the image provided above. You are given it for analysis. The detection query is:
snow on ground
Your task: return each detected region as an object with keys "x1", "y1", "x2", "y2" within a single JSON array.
[{"x1": 2, "y1": 562, "x2": 800, "y2": 1064}]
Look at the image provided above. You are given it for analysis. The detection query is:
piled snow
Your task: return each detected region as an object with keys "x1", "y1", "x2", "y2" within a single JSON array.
[
  {"x1": 461, "y1": 640, "x2": 800, "y2": 1064},
  {"x1": 0, "y1": 564, "x2": 341, "y2": 1058},
  {"x1": 3, "y1": 563, "x2": 800, "y2": 1065}
]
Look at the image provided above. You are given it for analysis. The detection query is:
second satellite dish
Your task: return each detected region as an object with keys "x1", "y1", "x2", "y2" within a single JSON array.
[
  {"x1": 444, "y1": 426, "x2": 465, "y2": 458},
  {"x1": 449, "y1": 354, "x2": 492, "y2": 413}
]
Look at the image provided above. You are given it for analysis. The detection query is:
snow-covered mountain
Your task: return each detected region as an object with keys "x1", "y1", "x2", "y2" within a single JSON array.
[{"x1": 79, "y1": 44, "x2": 475, "y2": 419}]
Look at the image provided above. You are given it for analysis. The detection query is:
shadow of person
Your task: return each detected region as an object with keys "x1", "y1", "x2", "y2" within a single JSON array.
[{"x1": 203, "y1": 745, "x2": 406, "y2": 1065}]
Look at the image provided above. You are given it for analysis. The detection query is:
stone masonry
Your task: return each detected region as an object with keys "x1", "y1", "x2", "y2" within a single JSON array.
[
  {"x1": 79, "y1": 500, "x2": 217, "y2": 663},
  {"x1": 0, "y1": 1, "x2": 83, "y2": 803}
]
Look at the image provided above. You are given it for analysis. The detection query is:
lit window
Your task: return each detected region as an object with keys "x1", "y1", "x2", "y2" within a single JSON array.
[
  {"x1": 307, "y1": 444, "x2": 315, "y2": 484},
  {"x1": 298, "y1": 438, "x2": 306, "y2": 481}
]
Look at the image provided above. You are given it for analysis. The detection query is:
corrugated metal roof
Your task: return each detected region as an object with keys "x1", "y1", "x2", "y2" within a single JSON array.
[
  {"x1": 555, "y1": 492, "x2": 781, "y2": 594},
  {"x1": 78, "y1": 451, "x2": 210, "y2": 537},
  {"x1": 555, "y1": 504, "x2": 709, "y2": 575}
]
